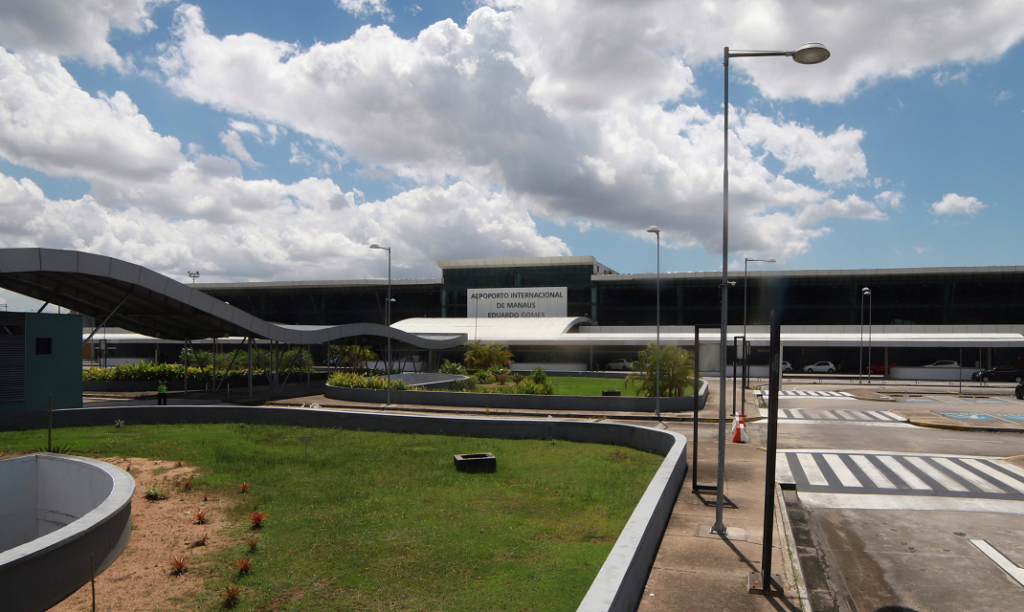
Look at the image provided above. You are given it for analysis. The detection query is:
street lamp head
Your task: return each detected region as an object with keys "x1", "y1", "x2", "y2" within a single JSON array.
[
  {"x1": 646, "y1": 225, "x2": 660, "y2": 235},
  {"x1": 369, "y1": 244, "x2": 381, "y2": 250},
  {"x1": 765, "y1": 258, "x2": 777, "y2": 263},
  {"x1": 862, "y1": 287, "x2": 871, "y2": 295},
  {"x1": 792, "y1": 43, "x2": 830, "y2": 65}
]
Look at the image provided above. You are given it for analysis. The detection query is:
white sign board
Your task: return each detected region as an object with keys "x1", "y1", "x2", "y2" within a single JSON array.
[{"x1": 468, "y1": 287, "x2": 568, "y2": 318}]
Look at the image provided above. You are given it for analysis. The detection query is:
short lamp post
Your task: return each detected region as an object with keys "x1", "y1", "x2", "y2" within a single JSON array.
[
  {"x1": 647, "y1": 225, "x2": 661, "y2": 418},
  {"x1": 370, "y1": 244, "x2": 392, "y2": 406},
  {"x1": 723, "y1": 42, "x2": 830, "y2": 589},
  {"x1": 860, "y1": 287, "x2": 872, "y2": 384}
]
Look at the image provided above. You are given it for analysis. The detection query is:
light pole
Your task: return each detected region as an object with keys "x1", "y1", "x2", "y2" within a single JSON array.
[
  {"x1": 188, "y1": 271, "x2": 200, "y2": 284},
  {"x1": 647, "y1": 226, "x2": 661, "y2": 418},
  {"x1": 370, "y1": 244, "x2": 392, "y2": 406},
  {"x1": 743, "y1": 257, "x2": 776, "y2": 396},
  {"x1": 472, "y1": 294, "x2": 480, "y2": 341},
  {"x1": 864, "y1": 287, "x2": 872, "y2": 384},
  {"x1": 718, "y1": 43, "x2": 830, "y2": 538}
]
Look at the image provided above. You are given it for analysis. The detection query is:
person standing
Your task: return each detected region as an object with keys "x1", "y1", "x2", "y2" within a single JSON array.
[{"x1": 157, "y1": 379, "x2": 168, "y2": 405}]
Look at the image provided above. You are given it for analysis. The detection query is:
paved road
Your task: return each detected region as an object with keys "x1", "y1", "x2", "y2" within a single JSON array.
[{"x1": 753, "y1": 388, "x2": 1024, "y2": 612}]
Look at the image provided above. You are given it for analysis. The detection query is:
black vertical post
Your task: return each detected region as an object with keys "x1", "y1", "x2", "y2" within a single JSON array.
[
  {"x1": 750, "y1": 310, "x2": 782, "y2": 594},
  {"x1": 692, "y1": 326, "x2": 701, "y2": 493}
]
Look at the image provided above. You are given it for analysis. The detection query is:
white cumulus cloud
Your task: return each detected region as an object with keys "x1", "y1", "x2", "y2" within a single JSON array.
[{"x1": 931, "y1": 193, "x2": 985, "y2": 216}]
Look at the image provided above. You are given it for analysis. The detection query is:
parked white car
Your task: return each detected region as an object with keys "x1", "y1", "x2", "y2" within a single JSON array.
[
  {"x1": 803, "y1": 361, "x2": 836, "y2": 373},
  {"x1": 924, "y1": 360, "x2": 959, "y2": 367},
  {"x1": 605, "y1": 358, "x2": 633, "y2": 371},
  {"x1": 781, "y1": 361, "x2": 793, "y2": 373}
]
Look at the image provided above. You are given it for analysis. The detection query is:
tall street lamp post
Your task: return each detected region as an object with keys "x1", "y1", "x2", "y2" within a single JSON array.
[
  {"x1": 647, "y1": 226, "x2": 661, "y2": 418},
  {"x1": 743, "y1": 257, "x2": 776, "y2": 398},
  {"x1": 370, "y1": 244, "x2": 392, "y2": 406},
  {"x1": 718, "y1": 43, "x2": 830, "y2": 538}
]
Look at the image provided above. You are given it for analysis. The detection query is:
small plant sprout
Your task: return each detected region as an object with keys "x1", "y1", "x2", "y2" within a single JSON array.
[
  {"x1": 181, "y1": 479, "x2": 192, "y2": 490},
  {"x1": 236, "y1": 557, "x2": 253, "y2": 576},
  {"x1": 239, "y1": 482, "x2": 250, "y2": 493},
  {"x1": 176, "y1": 460, "x2": 184, "y2": 467},
  {"x1": 223, "y1": 586, "x2": 241, "y2": 608},
  {"x1": 145, "y1": 486, "x2": 167, "y2": 501},
  {"x1": 113, "y1": 419, "x2": 125, "y2": 429},
  {"x1": 192, "y1": 533, "x2": 209, "y2": 548},
  {"x1": 203, "y1": 494, "x2": 208, "y2": 502},
  {"x1": 169, "y1": 555, "x2": 189, "y2": 576},
  {"x1": 250, "y1": 511, "x2": 268, "y2": 529},
  {"x1": 246, "y1": 536, "x2": 259, "y2": 552},
  {"x1": 194, "y1": 509, "x2": 207, "y2": 525}
]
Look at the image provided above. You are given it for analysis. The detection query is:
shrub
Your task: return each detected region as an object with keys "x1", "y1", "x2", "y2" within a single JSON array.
[
  {"x1": 239, "y1": 482, "x2": 250, "y2": 493},
  {"x1": 482, "y1": 378, "x2": 554, "y2": 395},
  {"x1": 237, "y1": 557, "x2": 253, "y2": 576},
  {"x1": 625, "y1": 343, "x2": 695, "y2": 398},
  {"x1": 246, "y1": 536, "x2": 259, "y2": 552},
  {"x1": 194, "y1": 509, "x2": 207, "y2": 524},
  {"x1": 169, "y1": 555, "x2": 189, "y2": 576},
  {"x1": 530, "y1": 366, "x2": 548, "y2": 384},
  {"x1": 449, "y1": 377, "x2": 477, "y2": 392},
  {"x1": 474, "y1": 371, "x2": 495, "y2": 384},
  {"x1": 250, "y1": 511, "x2": 267, "y2": 529},
  {"x1": 223, "y1": 586, "x2": 241, "y2": 608},
  {"x1": 327, "y1": 372, "x2": 409, "y2": 390},
  {"x1": 463, "y1": 341, "x2": 514, "y2": 370},
  {"x1": 438, "y1": 360, "x2": 467, "y2": 375},
  {"x1": 145, "y1": 486, "x2": 167, "y2": 501},
  {"x1": 511, "y1": 373, "x2": 525, "y2": 383}
]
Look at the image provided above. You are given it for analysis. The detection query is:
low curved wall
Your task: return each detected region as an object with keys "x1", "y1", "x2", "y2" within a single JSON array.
[
  {"x1": 0, "y1": 454, "x2": 135, "y2": 612},
  {"x1": 1, "y1": 406, "x2": 686, "y2": 612},
  {"x1": 325, "y1": 379, "x2": 709, "y2": 412}
]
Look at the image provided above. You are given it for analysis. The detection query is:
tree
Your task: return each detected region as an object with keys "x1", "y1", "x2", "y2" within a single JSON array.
[
  {"x1": 626, "y1": 343, "x2": 696, "y2": 398},
  {"x1": 462, "y1": 341, "x2": 514, "y2": 370}
]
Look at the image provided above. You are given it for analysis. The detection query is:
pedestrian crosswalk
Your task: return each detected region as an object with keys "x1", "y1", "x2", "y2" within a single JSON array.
[
  {"x1": 759, "y1": 408, "x2": 907, "y2": 422},
  {"x1": 778, "y1": 390, "x2": 853, "y2": 398},
  {"x1": 777, "y1": 451, "x2": 1024, "y2": 500}
]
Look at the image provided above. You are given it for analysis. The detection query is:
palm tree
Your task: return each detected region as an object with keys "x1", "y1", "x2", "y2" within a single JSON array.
[{"x1": 626, "y1": 343, "x2": 696, "y2": 397}]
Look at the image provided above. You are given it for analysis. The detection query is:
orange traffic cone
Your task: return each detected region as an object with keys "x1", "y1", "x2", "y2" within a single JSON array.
[{"x1": 732, "y1": 414, "x2": 749, "y2": 443}]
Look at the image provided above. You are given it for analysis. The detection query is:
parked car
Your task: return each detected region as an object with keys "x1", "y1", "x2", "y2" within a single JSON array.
[
  {"x1": 924, "y1": 360, "x2": 959, "y2": 368},
  {"x1": 803, "y1": 361, "x2": 836, "y2": 374},
  {"x1": 971, "y1": 366, "x2": 1024, "y2": 383},
  {"x1": 781, "y1": 361, "x2": 793, "y2": 373},
  {"x1": 1016, "y1": 382, "x2": 1024, "y2": 400},
  {"x1": 605, "y1": 358, "x2": 632, "y2": 371},
  {"x1": 865, "y1": 362, "x2": 898, "y2": 374}
]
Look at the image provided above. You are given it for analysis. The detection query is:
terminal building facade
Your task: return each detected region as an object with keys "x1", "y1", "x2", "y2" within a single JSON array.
[{"x1": 191, "y1": 256, "x2": 1024, "y2": 373}]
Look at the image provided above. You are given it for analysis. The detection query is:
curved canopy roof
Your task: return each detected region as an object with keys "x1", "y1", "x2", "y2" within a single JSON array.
[{"x1": 0, "y1": 248, "x2": 466, "y2": 348}]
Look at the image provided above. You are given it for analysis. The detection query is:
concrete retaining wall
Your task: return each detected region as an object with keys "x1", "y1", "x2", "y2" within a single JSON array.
[
  {"x1": 324, "y1": 379, "x2": 709, "y2": 412},
  {"x1": 0, "y1": 454, "x2": 135, "y2": 612},
  {"x1": 1, "y1": 406, "x2": 687, "y2": 612}
]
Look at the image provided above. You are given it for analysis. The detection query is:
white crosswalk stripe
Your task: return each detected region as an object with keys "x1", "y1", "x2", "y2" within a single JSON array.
[{"x1": 777, "y1": 451, "x2": 1024, "y2": 500}]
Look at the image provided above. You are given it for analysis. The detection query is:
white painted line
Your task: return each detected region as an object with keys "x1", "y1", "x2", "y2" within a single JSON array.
[
  {"x1": 798, "y1": 493, "x2": 1024, "y2": 514},
  {"x1": 779, "y1": 449, "x2": 1005, "y2": 459},
  {"x1": 851, "y1": 455, "x2": 898, "y2": 489},
  {"x1": 823, "y1": 454, "x2": 862, "y2": 487},
  {"x1": 797, "y1": 453, "x2": 829, "y2": 486},
  {"x1": 776, "y1": 455, "x2": 795, "y2": 484},
  {"x1": 970, "y1": 540, "x2": 1024, "y2": 587},
  {"x1": 964, "y1": 460, "x2": 1024, "y2": 494},
  {"x1": 933, "y1": 458, "x2": 1005, "y2": 493},
  {"x1": 905, "y1": 456, "x2": 968, "y2": 492},
  {"x1": 881, "y1": 411, "x2": 907, "y2": 422},
  {"x1": 877, "y1": 456, "x2": 931, "y2": 490},
  {"x1": 819, "y1": 412, "x2": 838, "y2": 419}
]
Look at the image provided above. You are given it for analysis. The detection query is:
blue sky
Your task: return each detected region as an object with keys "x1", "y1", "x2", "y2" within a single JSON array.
[{"x1": 1, "y1": 0, "x2": 1022, "y2": 311}]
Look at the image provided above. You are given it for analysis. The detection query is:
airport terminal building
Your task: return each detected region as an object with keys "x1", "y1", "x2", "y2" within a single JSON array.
[
  {"x1": 3, "y1": 249, "x2": 1023, "y2": 376},
  {"x1": 192, "y1": 255, "x2": 1024, "y2": 374}
]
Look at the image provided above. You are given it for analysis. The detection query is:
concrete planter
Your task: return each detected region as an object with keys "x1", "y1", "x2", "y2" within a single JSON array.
[
  {"x1": 0, "y1": 454, "x2": 135, "y2": 612},
  {"x1": 325, "y1": 379, "x2": 709, "y2": 412},
  {"x1": 0, "y1": 406, "x2": 688, "y2": 612}
]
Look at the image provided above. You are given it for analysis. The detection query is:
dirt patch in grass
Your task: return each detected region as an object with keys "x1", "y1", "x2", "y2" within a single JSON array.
[{"x1": 51, "y1": 458, "x2": 238, "y2": 612}]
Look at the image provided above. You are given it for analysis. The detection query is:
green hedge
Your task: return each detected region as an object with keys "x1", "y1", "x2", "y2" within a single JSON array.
[
  {"x1": 326, "y1": 372, "x2": 410, "y2": 391},
  {"x1": 82, "y1": 363, "x2": 304, "y2": 383}
]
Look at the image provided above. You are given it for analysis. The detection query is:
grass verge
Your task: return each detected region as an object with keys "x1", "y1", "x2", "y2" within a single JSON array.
[{"x1": 0, "y1": 423, "x2": 662, "y2": 612}]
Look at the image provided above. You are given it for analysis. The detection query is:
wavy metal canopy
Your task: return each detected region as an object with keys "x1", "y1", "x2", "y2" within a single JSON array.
[{"x1": 0, "y1": 248, "x2": 466, "y2": 348}]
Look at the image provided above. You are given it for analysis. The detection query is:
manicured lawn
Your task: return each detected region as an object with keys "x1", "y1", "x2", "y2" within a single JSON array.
[
  {"x1": 550, "y1": 376, "x2": 694, "y2": 397},
  {"x1": 0, "y1": 424, "x2": 662, "y2": 612}
]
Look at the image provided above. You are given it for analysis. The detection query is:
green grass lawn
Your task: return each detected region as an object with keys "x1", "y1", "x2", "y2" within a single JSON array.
[
  {"x1": 0, "y1": 424, "x2": 662, "y2": 612},
  {"x1": 550, "y1": 376, "x2": 694, "y2": 397}
]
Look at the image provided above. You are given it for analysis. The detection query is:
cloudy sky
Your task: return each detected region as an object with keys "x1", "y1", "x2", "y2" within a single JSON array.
[{"x1": 1, "y1": 0, "x2": 1023, "y2": 311}]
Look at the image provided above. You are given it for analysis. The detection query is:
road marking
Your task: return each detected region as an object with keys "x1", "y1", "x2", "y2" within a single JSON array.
[
  {"x1": 941, "y1": 412, "x2": 996, "y2": 420},
  {"x1": 970, "y1": 540, "x2": 1024, "y2": 587},
  {"x1": 777, "y1": 390, "x2": 853, "y2": 398},
  {"x1": 823, "y1": 454, "x2": 862, "y2": 487},
  {"x1": 779, "y1": 451, "x2": 1024, "y2": 501},
  {"x1": 998, "y1": 414, "x2": 1024, "y2": 422},
  {"x1": 766, "y1": 409, "x2": 906, "y2": 423}
]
